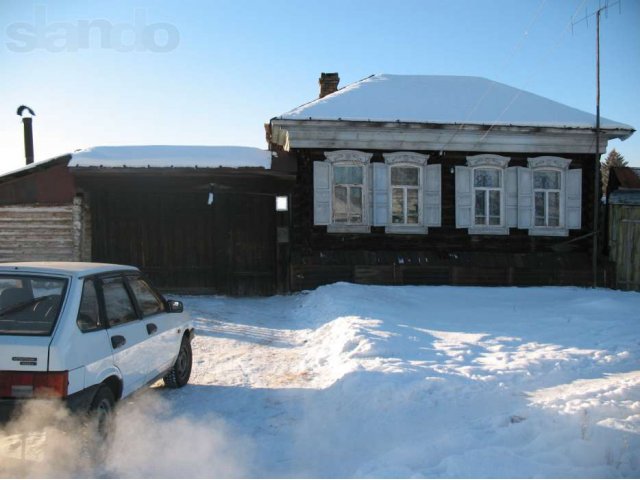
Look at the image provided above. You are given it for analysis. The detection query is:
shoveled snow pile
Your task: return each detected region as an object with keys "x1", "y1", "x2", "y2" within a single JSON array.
[
  {"x1": 180, "y1": 284, "x2": 640, "y2": 478},
  {"x1": 1, "y1": 284, "x2": 639, "y2": 477}
]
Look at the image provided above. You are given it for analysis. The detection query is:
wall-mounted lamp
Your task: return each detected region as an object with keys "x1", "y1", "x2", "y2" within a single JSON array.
[{"x1": 276, "y1": 195, "x2": 288, "y2": 212}]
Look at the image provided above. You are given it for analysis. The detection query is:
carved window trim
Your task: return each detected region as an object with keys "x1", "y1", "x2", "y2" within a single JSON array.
[
  {"x1": 324, "y1": 150, "x2": 372, "y2": 233},
  {"x1": 527, "y1": 156, "x2": 571, "y2": 236},
  {"x1": 466, "y1": 154, "x2": 510, "y2": 235}
]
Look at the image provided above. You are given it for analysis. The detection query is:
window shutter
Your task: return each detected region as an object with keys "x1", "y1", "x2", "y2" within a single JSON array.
[
  {"x1": 517, "y1": 167, "x2": 533, "y2": 229},
  {"x1": 566, "y1": 169, "x2": 582, "y2": 229},
  {"x1": 372, "y1": 163, "x2": 389, "y2": 226},
  {"x1": 313, "y1": 161, "x2": 331, "y2": 225},
  {"x1": 505, "y1": 167, "x2": 518, "y2": 228},
  {"x1": 424, "y1": 164, "x2": 441, "y2": 227},
  {"x1": 455, "y1": 166, "x2": 472, "y2": 228}
]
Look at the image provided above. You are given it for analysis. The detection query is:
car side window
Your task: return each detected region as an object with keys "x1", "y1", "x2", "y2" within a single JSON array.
[
  {"x1": 77, "y1": 279, "x2": 102, "y2": 332},
  {"x1": 128, "y1": 277, "x2": 165, "y2": 317},
  {"x1": 102, "y1": 278, "x2": 138, "y2": 327}
]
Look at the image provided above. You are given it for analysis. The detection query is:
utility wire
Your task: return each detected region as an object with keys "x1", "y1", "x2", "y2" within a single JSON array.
[
  {"x1": 473, "y1": 0, "x2": 590, "y2": 147},
  {"x1": 440, "y1": 0, "x2": 548, "y2": 151}
]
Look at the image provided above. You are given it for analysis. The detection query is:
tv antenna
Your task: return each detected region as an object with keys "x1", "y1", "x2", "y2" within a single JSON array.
[{"x1": 571, "y1": 0, "x2": 621, "y2": 288}]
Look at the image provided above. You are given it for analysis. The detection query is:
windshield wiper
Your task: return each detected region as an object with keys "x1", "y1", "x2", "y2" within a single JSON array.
[{"x1": 0, "y1": 295, "x2": 57, "y2": 317}]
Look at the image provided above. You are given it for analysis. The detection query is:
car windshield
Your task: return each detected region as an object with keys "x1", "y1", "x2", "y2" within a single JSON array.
[{"x1": 0, "y1": 275, "x2": 68, "y2": 336}]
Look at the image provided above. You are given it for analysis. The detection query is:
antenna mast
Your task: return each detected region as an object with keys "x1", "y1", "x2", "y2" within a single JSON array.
[{"x1": 572, "y1": 0, "x2": 621, "y2": 288}]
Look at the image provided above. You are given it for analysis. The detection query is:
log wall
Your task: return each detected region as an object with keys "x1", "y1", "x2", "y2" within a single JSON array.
[{"x1": 0, "y1": 198, "x2": 90, "y2": 262}]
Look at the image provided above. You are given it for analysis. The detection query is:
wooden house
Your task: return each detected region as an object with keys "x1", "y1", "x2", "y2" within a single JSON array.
[
  {"x1": 268, "y1": 73, "x2": 635, "y2": 290},
  {"x1": 0, "y1": 146, "x2": 294, "y2": 295},
  {"x1": 606, "y1": 167, "x2": 640, "y2": 291}
]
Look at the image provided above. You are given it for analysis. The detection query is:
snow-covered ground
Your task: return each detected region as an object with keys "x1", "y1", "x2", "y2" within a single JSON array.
[{"x1": 1, "y1": 284, "x2": 639, "y2": 478}]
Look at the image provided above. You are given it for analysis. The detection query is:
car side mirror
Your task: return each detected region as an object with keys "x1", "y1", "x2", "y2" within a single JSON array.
[{"x1": 167, "y1": 300, "x2": 183, "y2": 313}]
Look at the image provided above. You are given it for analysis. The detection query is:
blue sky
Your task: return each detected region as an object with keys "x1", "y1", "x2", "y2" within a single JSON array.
[{"x1": 1, "y1": 0, "x2": 639, "y2": 174}]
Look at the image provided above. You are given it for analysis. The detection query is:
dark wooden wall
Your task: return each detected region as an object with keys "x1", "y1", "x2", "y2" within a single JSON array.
[
  {"x1": 288, "y1": 148, "x2": 610, "y2": 290},
  {"x1": 0, "y1": 161, "x2": 75, "y2": 205},
  {"x1": 84, "y1": 172, "x2": 284, "y2": 295}
]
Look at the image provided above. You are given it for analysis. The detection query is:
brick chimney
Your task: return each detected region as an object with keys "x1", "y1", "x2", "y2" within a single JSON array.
[{"x1": 319, "y1": 72, "x2": 339, "y2": 98}]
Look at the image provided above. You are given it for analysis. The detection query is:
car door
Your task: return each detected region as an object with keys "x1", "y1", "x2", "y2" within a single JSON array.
[
  {"x1": 125, "y1": 275, "x2": 182, "y2": 382},
  {"x1": 100, "y1": 275, "x2": 150, "y2": 397}
]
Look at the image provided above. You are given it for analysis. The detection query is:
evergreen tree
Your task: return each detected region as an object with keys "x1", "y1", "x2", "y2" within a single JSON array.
[{"x1": 601, "y1": 149, "x2": 628, "y2": 195}]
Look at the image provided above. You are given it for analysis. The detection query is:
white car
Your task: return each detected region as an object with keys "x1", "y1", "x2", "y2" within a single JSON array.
[{"x1": 0, "y1": 262, "x2": 194, "y2": 434}]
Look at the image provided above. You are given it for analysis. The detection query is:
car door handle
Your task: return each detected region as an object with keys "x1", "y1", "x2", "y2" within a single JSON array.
[
  {"x1": 111, "y1": 335, "x2": 126, "y2": 349},
  {"x1": 146, "y1": 323, "x2": 157, "y2": 335}
]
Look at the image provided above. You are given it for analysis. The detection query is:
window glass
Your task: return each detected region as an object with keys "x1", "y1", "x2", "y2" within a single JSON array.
[
  {"x1": 474, "y1": 191, "x2": 486, "y2": 225},
  {"x1": 474, "y1": 169, "x2": 501, "y2": 188},
  {"x1": 535, "y1": 192, "x2": 545, "y2": 226},
  {"x1": 332, "y1": 164, "x2": 364, "y2": 224},
  {"x1": 534, "y1": 170, "x2": 562, "y2": 227},
  {"x1": 390, "y1": 166, "x2": 421, "y2": 225},
  {"x1": 391, "y1": 167, "x2": 419, "y2": 186},
  {"x1": 534, "y1": 171, "x2": 560, "y2": 189},
  {"x1": 407, "y1": 189, "x2": 419, "y2": 224},
  {"x1": 489, "y1": 191, "x2": 501, "y2": 225},
  {"x1": 392, "y1": 189, "x2": 404, "y2": 224},
  {"x1": 334, "y1": 165, "x2": 363, "y2": 184},
  {"x1": 77, "y1": 280, "x2": 101, "y2": 332},
  {"x1": 333, "y1": 186, "x2": 348, "y2": 223},
  {"x1": 0, "y1": 276, "x2": 66, "y2": 336},
  {"x1": 129, "y1": 278, "x2": 164, "y2": 317},
  {"x1": 349, "y1": 187, "x2": 363, "y2": 223},
  {"x1": 102, "y1": 279, "x2": 137, "y2": 326},
  {"x1": 549, "y1": 192, "x2": 560, "y2": 226}
]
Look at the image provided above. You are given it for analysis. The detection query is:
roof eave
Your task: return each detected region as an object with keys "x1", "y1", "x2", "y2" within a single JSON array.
[{"x1": 270, "y1": 119, "x2": 630, "y2": 154}]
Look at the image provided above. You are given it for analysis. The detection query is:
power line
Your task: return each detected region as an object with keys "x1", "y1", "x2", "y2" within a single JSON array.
[
  {"x1": 473, "y1": 0, "x2": 590, "y2": 146},
  {"x1": 439, "y1": 0, "x2": 548, "y2": 152}
]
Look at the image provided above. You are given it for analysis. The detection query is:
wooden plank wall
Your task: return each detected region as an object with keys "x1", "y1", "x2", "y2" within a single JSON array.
[
  {"x1": 90, "y1": 188, "x2": 278, "y2": 295},
  {"x1": 609, "y1": 204, "x2": 640, "y2": 291},
  {"x1": 0, "y1": 201, "x2": 90, "y2": 262},
  {"x1": 288, "y1": 149, "x2": 606, "y2": 290}
]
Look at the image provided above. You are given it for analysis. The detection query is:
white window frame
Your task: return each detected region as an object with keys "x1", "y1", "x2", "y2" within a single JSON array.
[
  {"x1": 325, "y1": 150, "x2": 372, "y2": 233},
  {"x1": 383, "y1": 152, "x2": 429, "y2": 234},
  {"x1": 467, "y1": 155, "x2": 510, "y2": 235},
  {"x1": 528, "y1": 156, "x2": 571, "y2": 237}
]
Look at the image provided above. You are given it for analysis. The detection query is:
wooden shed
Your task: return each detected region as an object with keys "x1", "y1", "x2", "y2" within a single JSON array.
[
  {"x1": 0, "y1": 146, "x2": 294, "y2": 295},
  {"x1": 607, "y1": 167, "x2": 640, "y2": 291}
]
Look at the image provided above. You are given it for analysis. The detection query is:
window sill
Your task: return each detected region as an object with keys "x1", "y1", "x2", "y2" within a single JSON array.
[
  {"x1": 528, "y1": 227, "x2": 569, "y2": 237},
  {"x1": 385, "y1": 225, "x2": 428, "y2": 235},
  {"x1": 326, "y1": 224, "x2": 371, "y2": 234},
  {"x1": 468, "y1": 226, "x2": 510, "y2": 235}
]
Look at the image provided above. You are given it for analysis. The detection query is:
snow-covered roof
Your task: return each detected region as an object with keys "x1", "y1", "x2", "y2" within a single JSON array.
[
  {"x1": 69, "y1": 145, "x2": 271, "y2": 169},
  {"x1": 277, "y1": 74, "x2": 634, "y2": 132},
  {"x1": 0, "y1": 154, "x2": 70, "y2": 182}
]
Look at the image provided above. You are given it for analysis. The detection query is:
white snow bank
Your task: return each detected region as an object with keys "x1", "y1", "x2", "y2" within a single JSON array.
[
  {"x1": 3, "y1": 284, "x2": 638, "y2": 477},
  {"x1": 173, "y1": 284, "x2": 640, "y2": 478},
  {"x1": 279, "y1": 74, "x2": 634, "y2": 132},
  {"x1": 69, "y1": 145, "x2": 271, "y2": 169}
]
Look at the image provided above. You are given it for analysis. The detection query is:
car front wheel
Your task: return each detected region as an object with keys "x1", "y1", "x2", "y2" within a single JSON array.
[{"x1": 164, "y1": 336, "x2": 192, "y2": 388}]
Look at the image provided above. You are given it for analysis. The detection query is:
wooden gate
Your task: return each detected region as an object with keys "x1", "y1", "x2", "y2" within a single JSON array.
[
  {"x1": 91, "y1": 189, "x2": 277, "y2": 295},
  {"x1": 616, "y1": 219, "x2": 640, "y2": 291}
]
